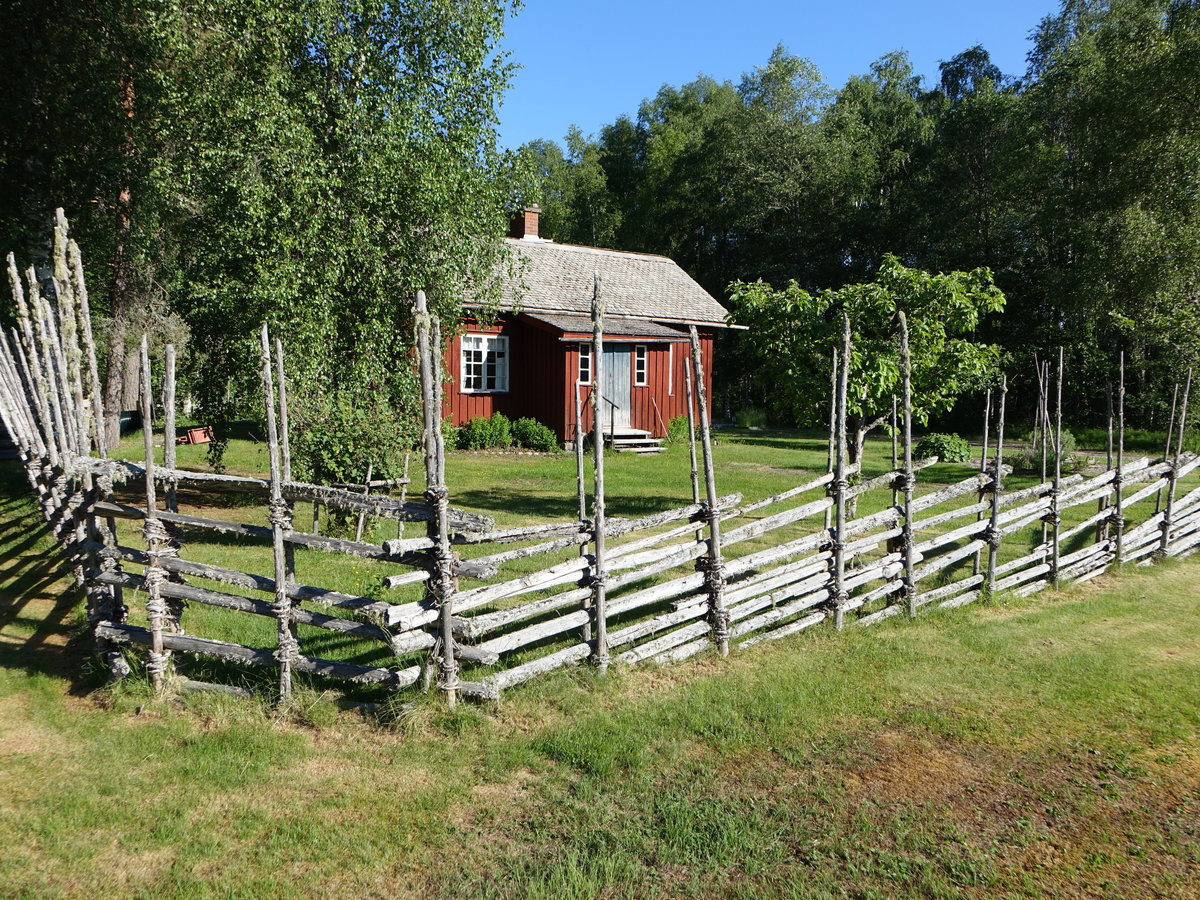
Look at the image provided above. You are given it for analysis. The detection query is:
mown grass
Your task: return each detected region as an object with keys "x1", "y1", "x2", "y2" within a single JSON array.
[
  {"x1": 2, "y1": 449, "x2": 1199, "y2": 896},
  {"x1": 2, "y1": 428, "x2": 1200, "y2": 898}
]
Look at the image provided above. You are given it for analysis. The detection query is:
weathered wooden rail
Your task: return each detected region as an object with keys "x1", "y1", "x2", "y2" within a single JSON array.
[{"x1": 0, "y1": 212, "x2": 1196, "y2": 708}]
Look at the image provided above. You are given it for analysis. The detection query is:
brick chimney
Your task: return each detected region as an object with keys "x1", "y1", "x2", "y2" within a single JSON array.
[{"x1": 509, "y1": 204, "x2": 541, "y2": 240}]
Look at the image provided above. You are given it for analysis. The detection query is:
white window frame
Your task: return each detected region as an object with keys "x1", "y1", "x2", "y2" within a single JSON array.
[
  {"x1": 634, "y1": 345, "x2": 648, "y2": 386},
  {"x1": 577, "y1": 342, "x2": 592, "y2": 385},
  {"x1": 460, "y1": 333, "x2": 509, "y2": 393}
]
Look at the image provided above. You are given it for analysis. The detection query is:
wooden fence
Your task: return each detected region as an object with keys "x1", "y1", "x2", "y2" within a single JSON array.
[{"x1": 1, "y1": 213, "x2": 1197, "y2": 708}]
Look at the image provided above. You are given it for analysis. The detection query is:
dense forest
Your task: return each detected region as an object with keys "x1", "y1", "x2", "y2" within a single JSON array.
[
  {"x1": 514, "y1": 0, "x2": 1200, "y2": 430},
  {"x1": 0, "y1": 0, "x2": 1196, "y2": 462}
]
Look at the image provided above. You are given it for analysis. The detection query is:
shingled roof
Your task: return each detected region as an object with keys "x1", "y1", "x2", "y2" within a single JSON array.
[{"x1": 499, "y1": 237, "x2": 730, "y2": 327}]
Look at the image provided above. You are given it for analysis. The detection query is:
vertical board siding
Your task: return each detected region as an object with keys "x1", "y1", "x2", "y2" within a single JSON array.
[
  {"x1": 445, "y1": 317, "x2": 567, "y2": 438},
  {"x1": 560, "y1": 330, "x2": 716, "y2": 441}
]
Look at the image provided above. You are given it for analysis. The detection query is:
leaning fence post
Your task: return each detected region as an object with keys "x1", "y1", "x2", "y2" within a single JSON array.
[
  {"x1": 984, "y1": 376, "x2": 1007, "y2": 598},
  {"x1": 1049, "y1": 349, "x2": 1064, "y2": 588},
  {"x1": 824, "y1": 348, "x2": 837, "y2": 532},
  {"x1": 588, "y1": 276, "x2": 610, "y2": 673},
  {"x1": 139, "y1": 336, "x2": 172, "y2": 693},
  {"x1": 689, "y1": 325, "x2": 729, "y2": 656},
  {"x1": 1157, "y1": 383, "x2": 1179, "y2": 514},
  {"x1": 415, "y1": 291, "x2": 459, "y2": 706},
  {"x1": 1113, "y1": 353, "x2": 1126, "y2": 566},
  {"x1": 898, "y1": 314, "x2": 916, "y2": 618},
  {"x1": 163, "y1": 344, "x2": 178, "y2": 513},
  {"x1": 574, "y1": 382, "x2": 592, "y2": 644},
  {"x1": 260, "y1": 324, "x2": 298, "y2": 703},
  {"x1": 973, "y1": 387, "x2": 992, "y2": 576},
  {"x1": 683, "y1": 365, "x2": 699, "y2": 506},
  {"x1": 831, "y1": 315, "x2": 850, "y2": 631},
  {"x1": 1159, "y1": 368, "x2": 1192, "y2": 558}
]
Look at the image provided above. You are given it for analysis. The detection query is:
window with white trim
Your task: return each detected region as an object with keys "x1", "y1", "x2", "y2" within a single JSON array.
[
  {"x1": 634, "y1": 345, "x2": 648, "y2": 386},
  {"x1": 460, "y1": 334, "x2": 509, "y2": 392},
  {"x1": 578, "y1": 342, "x2": 592, "y2": 384}
]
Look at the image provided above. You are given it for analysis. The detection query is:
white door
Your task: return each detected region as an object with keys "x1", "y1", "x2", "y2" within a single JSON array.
[{"x1": 600, "y1": 347, "x2": 631, "y2": 430}]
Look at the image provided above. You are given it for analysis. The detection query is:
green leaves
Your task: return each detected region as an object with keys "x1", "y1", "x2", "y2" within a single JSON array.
[{"x1": 729, "y1": 256, "x2": 1005, "y2": 432}]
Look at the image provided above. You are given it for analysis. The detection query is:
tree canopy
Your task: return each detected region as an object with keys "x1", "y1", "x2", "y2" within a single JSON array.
[{"x1": 730, "y1": 256, "x2": 1005, "y2": 461}]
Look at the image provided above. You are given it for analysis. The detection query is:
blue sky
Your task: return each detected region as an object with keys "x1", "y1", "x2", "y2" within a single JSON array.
[{"x1": 496, "y1": 0, "x2": 1062, "y2": 149}]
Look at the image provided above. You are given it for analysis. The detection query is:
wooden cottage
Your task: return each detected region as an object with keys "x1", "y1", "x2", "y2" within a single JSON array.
[{"x1": 444, "y1": 207, "x2": 732, "y2": 451}]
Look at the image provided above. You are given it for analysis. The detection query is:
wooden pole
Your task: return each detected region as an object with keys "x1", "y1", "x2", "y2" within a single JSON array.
[
  {"x1": 832, "y1": 315, "x2": 850, "y2": 630},
  {"x1": 683, "y1": 365, "x2": 700, "y2": 505},
  {"x1": 259, "y1": 324, "x2": 297, "y2": 703},
  {"x1": 689, "y1": 325, "x2": 729, "y2": 656},
  {"x1": 1157, "y1": 383, "x2": 1179, "y2": 514},
  {"x1": 1039, "y1": 359, "x2": 1049, "y2": 546},
  {"x1": 415, "y1": 291, "x2": 459, "y2": 705},
  {"x1": 1098, "y1": 379, "x2": 1113, "y2": 543},
  {"x1": 1159, "y1": 368, "x2": 1192, "y2": 557},
  {"x1": 163, "y1": 345, "x2": 178, "y2": 513},
  {"x1": 575, "y1": 381, "x2": 592, "y2": 643},
  {"x1": 68, "y1": 237, "x2": 107, "y2": 457},
  {"x1": 985, "y1": 376, "x2": 1008, "y2": 598},
  {"x1": 589, "y1": 275, "x2": 610, "y2": 673},
  {"x1": 973, "y1": 387, "x2": 992, "y2": 576},
  {"x1": 1050, "y1": 348, "x2": 1064, "y2": 589},
  {"x1": 1114, "y1": 353, "x2": 1125, "y2": 566},
  {"x1": 575, "y1": 382, "x2": 587, "y2": 520},
  {"x1": 354, "y1": 461, "x2": 373, "y2": 543},
  {"x1": 396, "y1": 450, "x2": 411, "y2": 540},
  {"x1": 140, "y1": 336, "x2": 171, "y2": 693},
  {"x1": 898, "y1": 314, "x2": 916, "y2": 619},
  {"x1": 890, "y1": 394, "x2": 898, "y2": 507},
  {"x1": 824, "y1": 348, "x2": 837, "y2": 531}
]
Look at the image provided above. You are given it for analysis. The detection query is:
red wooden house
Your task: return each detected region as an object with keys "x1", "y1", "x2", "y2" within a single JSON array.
[{"x1": 443, "y1": 207, "x2": 732, "y2": 450}]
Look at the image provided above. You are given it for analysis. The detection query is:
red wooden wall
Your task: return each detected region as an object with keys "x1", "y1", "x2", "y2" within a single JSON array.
[{"x1": 444, "y1": 316, "x2": 716, "y2": 443}]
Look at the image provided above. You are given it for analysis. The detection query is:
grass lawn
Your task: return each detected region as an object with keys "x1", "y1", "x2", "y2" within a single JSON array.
[{"x1": 1, "y1": 430, "x2": 1198, "y2": 897}]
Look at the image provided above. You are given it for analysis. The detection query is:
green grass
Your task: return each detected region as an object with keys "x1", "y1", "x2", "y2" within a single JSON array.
[{"x1": 1, "y1": 448, "x2": 1199, "y2": 896}]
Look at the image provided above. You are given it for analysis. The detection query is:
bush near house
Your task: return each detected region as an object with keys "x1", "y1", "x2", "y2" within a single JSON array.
[{"x1": 915, "y1": 432, "x2": 972, "y2": 463}]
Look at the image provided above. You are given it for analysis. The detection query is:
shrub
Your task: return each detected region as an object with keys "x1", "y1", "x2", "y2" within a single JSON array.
[
  {"x1": 512, "y1": 417, "x2": 560, "y2": 453},
  {"x1": 290, "y1": 388, "x2": 415, "y2": 486},
  {"x1": 458, "y1": 412, "x2": 513, "y2": 450},
  {"x1": 736, "y1": 407, "x2": 768, "y2": 428},
  {"x1": 915, "y1": 432, "x2": 972, "y2": 463},
  {"x1": 666, "y1": 414, "x2": 691, "y2": 445}
]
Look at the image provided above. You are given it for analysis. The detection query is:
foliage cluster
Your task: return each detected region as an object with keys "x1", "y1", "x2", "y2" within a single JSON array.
[
  {"x1": 729, "y1": 255, "x2": 1004, "y2": 462},
  {"x1": 1, "y1": 0, "x2": 521, "y2": 475},
  {"x1": 1008, "y1": 429, "x2": 1084, "y2": 475},
  {"x1": 915, "y1": 433, "x2": 972, "y2": 464},
  {"x1": 289, "y1": 389, "x2": 416, "y2": 485},
  {"x1": 735, "y1": 408, "x2": 768, "y2": 428},
  {"x1": 457, "y1": 413, "x2": 560, "y2": 452},
  {"x1": 666, "y1": 415, "x2": 691, "y2": 445}
]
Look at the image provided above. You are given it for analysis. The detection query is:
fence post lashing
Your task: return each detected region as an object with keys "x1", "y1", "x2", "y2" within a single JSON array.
[
  {"x1": 1159, "y1": 368, "x2": 1192, "y2": 558},
  {"x1": 898, "y1": 314, "x2": 916, "y2": 619},
  {"x1": 1113, "y1": 353, "x2": 1125, "y2": 565},
  {"x1": 1049, "y1": 349, "x2": 1064, "y2": 588},
  {"x1": 139, "y1": 336, "x2": 173, "y2": 693},
  {"x1": 259, "y1": 324, "x2": 298, "y2": 703},
  {"x1": 831, "y1": 315, "x2": 850, "y2": 631},
  {"x1": 688, "y1": 325, "x2": 729, "y2": 656},
  {"x1": 414, "y1": 291, "x2": 459, "y2": 706},
  {"x1": 588, "y1": 276, "x2": 610, "y2": 673},
  {"x1": 985, "y1": 376, "x2": 1008, "y2": 598}
]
